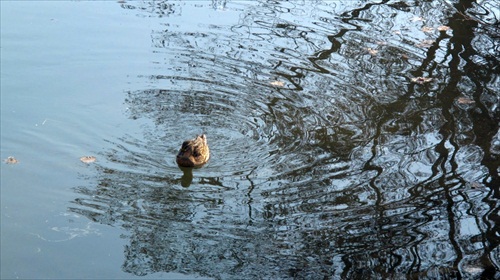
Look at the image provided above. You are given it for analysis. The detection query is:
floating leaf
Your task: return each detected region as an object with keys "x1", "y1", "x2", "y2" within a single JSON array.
[
  {"x1": 366, "y1": 48, "x2": 378, "y2": 56},
  {"x1": 471, "y1": 182, "x2": 483, "y2": 189},
  {"x1": 421, "y1": 26, "x2": 434, "y2": 33},
  {"x1": 270, "y1": 80, "x2": 285, "y2": 87},
  {"x1": 437, "y1": 25, "x2": 451, "y2": 31},
  {"x1": 416, "y1": 39, "x2": 435, "y2": 48},
  {"x1": 80, "y1": 156, "x2": 96, "y2": 164},
  {"x1": 411, "y1": 16, "x2": 424, "y2": 22},
  {"x1": 457, "y1": 97, "x2": 475, "y2": 104},
  {"x1": 4, "y1": 156, "x2": 19, "y2": 164},
  {"x1": 411, "y1": 77, "x2": 433, "y2": 84}
]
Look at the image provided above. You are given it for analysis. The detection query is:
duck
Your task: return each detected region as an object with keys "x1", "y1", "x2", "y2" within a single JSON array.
[{"x1": 176, "y1": 134, "x2": 210, "y2": 167}]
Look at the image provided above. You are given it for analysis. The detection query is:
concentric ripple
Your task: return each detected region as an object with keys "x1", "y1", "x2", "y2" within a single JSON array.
[{"x1": 122, "y1": 29, "x2": 380, "y2": 183}]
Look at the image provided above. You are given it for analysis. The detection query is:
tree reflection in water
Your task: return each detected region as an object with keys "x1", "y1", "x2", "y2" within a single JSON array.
[{"x1": 70, "y1": 0, "x2": 499, "y2": 279}]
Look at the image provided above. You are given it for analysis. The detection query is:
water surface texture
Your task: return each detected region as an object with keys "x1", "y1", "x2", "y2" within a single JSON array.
[{"x1": 1, "y1": 1, "x2": 499, "y2": 279}]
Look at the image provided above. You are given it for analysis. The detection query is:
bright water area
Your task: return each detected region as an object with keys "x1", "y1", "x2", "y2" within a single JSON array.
[{"x1": 1, "y1": 1, "x2": 499, "y2": 279}]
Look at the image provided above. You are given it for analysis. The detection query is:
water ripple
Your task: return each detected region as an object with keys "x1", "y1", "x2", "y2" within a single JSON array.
[{"x1": 70, "y1": 1, "x2": 500, "y2": 279}]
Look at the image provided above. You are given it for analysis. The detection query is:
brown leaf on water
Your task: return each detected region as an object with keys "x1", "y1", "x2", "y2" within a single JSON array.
[
  {"x1": 421, "y1": 26, "x2": 434, "y2": 33},
  {"x1": 411, "y1": 77, "x2": 433, "y2": 84},
  {"x1": 457, "y1": 97, "x2": 475, "y2": 104},
  {"x1": 80, "y1": 156, "x2": 96, "y2": 164},
  {"x1": 437, "y1": 25, "x2": 451, "y2": 31},
  {"x1": 4, "y1": 156, "x2": 19, "y2": 164},
  {"x1": 471, "y1": 182, "x2": 482, "y2": 189},
  {"x1": 416, "y1": 39, "x2": 435, "y2": 48},
  {"x1": 270, "y1": 80, "x2": 285, "y2": 87}
]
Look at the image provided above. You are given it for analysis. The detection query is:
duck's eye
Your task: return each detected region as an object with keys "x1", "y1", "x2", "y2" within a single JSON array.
[{"x1": 193, "y1": 151, "x2": 199, "y2": 157}]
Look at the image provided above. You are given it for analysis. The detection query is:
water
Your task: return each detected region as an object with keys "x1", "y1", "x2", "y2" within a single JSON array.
[{"x1": 1, "y1": 1, "x2": 499, "y2": 279}]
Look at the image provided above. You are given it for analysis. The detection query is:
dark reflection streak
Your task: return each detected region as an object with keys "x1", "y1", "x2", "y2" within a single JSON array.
[
  {"x1": 283, "y1": 67, "x2": 304, "y2": 90},
  {"x1": 452, "y1": 4, "x2": 500, "y2": 273},
  {"x1": 450, "y1": 0, "x2": 500, "y2": 276},
  {"x1": 340, "y1": 255, "x2": 352, "y2": 280},
  {"x1": 460, "y1": 188, "x2": 492, "y2": 274},
  {"x1": 437, "y1": 0, "x2": 485, "y2": 275},
  {"x1": 435, "y1": 46, "x2": 461, "y2": 280},
  {"x1": 364, "y1": 134, "x2": 383, "y2": 204},
  {"x1": 407, "y1": 196, "x2": 432, "y2": 275},
  {"x1": 390, "y1": 252, "x2": 403, "y2": 274},
  {"x1": 245, "y1": 167, "x2": 257, "y2": 223},
  {"x1": 468, "y1": 46, "x2": 500, "y2": 280},
  {"x1": 409, "y1": 245, "x2": 422, "y2": 277},
  {"x1": 271, "y1": 49, "x2": 284, "y2": 70},
  {"x1": 481, "y1": 196, "x2": 500, "y2": 277},
  {"x1": 442, "y1": 178, "x2": 463, "y2": 278}
]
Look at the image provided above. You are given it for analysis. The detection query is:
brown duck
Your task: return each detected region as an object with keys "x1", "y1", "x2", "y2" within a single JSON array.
[{"x1": 176, "y1": 134, "x2": 210, "y2": 167}]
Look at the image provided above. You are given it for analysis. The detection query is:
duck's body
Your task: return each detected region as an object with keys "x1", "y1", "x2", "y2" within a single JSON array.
[{"x1": 176, "y1": 134, "x2": 210, "y2": 167}]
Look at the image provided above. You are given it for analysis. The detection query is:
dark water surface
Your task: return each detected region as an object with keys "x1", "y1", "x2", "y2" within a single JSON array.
[{"x1": 1, "y1": 1, "x2": 499, "y2": 279}]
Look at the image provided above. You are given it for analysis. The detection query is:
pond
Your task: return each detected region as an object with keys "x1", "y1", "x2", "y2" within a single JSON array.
[{"x1": 1, "y1": 0, "x2": 499, "y2": 279}]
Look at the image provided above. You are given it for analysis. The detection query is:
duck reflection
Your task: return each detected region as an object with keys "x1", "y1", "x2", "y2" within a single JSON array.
[{"x1": 178, "y1": 166, "x2": 193, "y2": 188}]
